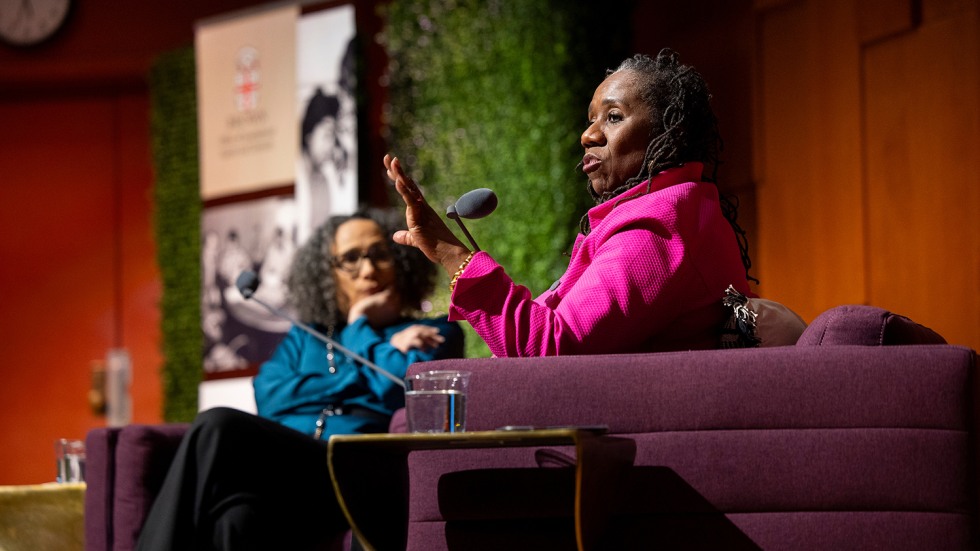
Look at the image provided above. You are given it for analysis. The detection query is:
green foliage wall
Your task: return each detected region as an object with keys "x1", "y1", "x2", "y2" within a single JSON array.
[
  {"x1": 150, "y1": 47, "x2": 202, "y2": 422},
  {"x1": 381, "y1": 0, "x2": 630, "y2": 357}
]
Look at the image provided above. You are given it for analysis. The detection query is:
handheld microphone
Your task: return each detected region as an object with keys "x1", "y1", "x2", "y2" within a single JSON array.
[
  {"x1": 235, "y1": 271, "x2": 406, "y2": 388},
  {"x1": 446, "y1": 188, "x2": 498, "y2": 252}
]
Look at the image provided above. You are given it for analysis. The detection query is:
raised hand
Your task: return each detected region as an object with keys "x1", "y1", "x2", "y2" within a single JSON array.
[{"x1": 384, "y1": 154, "x2": 471, "y2": 275}]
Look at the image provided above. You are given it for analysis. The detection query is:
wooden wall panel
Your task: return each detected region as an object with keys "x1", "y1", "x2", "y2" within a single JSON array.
[
  {"x1": 754, "y1": 0, "x2": 865, "y2": 319},
  {"x1": 755, "y1": 0, "x2": 980, "y2": 349},
  {"x1": 855, "y1": 0, "x2": 917, "y2": 44},
  {"x1": 923, "y1": 0, "x2": 975, "y2": 22},
  {"x1": 862, "y1": 5, "x2": 980, "y2": 348},
  {"x1": 632, "y1": 1, "x2": 759, "y2": 280}
]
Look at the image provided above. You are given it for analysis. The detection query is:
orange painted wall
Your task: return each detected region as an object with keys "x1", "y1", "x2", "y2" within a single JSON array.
[
  {"x1": 0, "y1": 93, "x2": 160, "y2": 483},
  {"x1": 0, "y1": 0, "x2": 272, "y2": 485}
]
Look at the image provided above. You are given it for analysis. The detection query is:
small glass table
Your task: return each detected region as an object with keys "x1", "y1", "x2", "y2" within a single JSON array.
[{"x1": 327, "y1": 428, "x2": 635, "y2": 551}]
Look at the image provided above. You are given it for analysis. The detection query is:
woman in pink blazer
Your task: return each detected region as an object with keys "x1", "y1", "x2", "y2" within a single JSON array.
[{"x1": 385, "y1": 48, "x2": 755, "y2": 357}]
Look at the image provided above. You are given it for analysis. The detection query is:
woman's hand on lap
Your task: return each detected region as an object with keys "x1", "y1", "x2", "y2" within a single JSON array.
[{"x1": 389, "y1": 324, "x2": 445, "y2": 353}]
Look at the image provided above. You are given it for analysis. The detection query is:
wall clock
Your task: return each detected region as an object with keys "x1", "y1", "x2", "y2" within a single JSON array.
[{"x1": 0, "y1": 0, "x2": 72, "y2": 47}]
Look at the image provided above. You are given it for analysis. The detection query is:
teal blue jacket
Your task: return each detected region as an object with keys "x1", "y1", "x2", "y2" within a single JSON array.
[{"x1": 253, "y1": 315, "x2": 464, "y2": 438}]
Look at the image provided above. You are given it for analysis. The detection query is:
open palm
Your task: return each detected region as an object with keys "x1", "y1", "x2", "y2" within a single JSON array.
[{"x1": 384, "y1": 154, "x2": 470, "y2": 272}]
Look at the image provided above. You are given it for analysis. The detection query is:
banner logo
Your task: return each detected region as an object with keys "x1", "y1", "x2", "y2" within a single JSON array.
[{"x1": 234, "y1": 46, "x2": 261, "y2": 112}]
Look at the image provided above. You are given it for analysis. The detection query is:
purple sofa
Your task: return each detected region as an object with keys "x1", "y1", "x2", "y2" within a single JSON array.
[
  {"x1": 85, "y1": 305, "x2": 971, "y2": 550},
  {"x1": 393, "y1": 306, "x2": 973, "y2": 550}
]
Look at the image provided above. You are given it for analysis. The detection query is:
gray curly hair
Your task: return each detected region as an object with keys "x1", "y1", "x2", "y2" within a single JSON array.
[{"x1": 286, "y1": 208, "x2": 437, "y2": 328}]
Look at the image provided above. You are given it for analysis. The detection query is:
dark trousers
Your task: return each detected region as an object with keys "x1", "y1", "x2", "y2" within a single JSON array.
[{"x1": 135, "y1": 407, "x2": 349, "y2": 551}]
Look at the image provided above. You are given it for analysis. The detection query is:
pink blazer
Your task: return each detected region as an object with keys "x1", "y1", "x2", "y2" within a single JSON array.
[{"x1": 449, "y1": 163, "x2": 753, "y2": 357}]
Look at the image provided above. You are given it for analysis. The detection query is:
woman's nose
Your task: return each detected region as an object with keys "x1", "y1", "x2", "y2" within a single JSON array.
[
  {"x1": 581, "y1": 122, "x2": 603, "y2": 148},
  {"x1": 356, "y1": 256, "x2": 377, "y2": 277}
]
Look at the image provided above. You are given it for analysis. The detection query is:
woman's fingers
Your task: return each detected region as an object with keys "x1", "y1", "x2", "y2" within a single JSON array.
[
  {"x1": 392, "y1": 229, "x2": 412, "y2": 247},
  {"x1": 347, "y1": 287, "x2": 402, "y2": 327},
  {"x1": 390, "y1": 324, "x2": 445, "y2": 353},
  {"x1": 385, "y1": 154, "x2": 428, "y2": 239},
  {"x1": 385, "y1": 155, "x2": 418, "y2": 200}
]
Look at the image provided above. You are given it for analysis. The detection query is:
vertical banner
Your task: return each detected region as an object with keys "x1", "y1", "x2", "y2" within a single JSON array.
[
  {"x1": 196, "y1": 4, "x2": 298, "y2": 200},
  {"x1": 295, "y1": 5, "x2": 358, "y2": 243},
  {"x1": 196, "y1": 3, "x2": 358, "y2": 377}
]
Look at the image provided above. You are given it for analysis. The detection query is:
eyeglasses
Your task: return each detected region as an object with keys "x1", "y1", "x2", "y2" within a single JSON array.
[{"x1": 332, "y1": 245, "x2": 394, "y2": 275}]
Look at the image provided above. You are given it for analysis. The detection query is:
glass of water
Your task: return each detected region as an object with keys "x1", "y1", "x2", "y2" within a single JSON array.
[
  {"x1": 55, "y1": 438, "x2": 86, "y2": 483},
  {"x1": 405, "y1": 370, "x2": 470, "y2": 433}
]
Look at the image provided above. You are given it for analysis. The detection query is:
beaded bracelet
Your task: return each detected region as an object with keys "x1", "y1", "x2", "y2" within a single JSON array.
[{"x1": 449, "y1": 252, "x2": 476, "y2": 293}]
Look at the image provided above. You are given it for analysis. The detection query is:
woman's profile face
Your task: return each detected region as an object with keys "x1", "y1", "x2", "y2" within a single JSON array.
[
  {"x1": 330, "y1": 218, "x2": 398, "y2": 314},
  {"x1": 580, "y1": 70, "x2": 654, "y2": 195}
]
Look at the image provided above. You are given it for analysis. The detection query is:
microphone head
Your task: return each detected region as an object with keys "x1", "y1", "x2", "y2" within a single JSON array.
[
  {"x1": 236, "y1": 270, "x2": 260, "y2": 299},
  {"x1": 455, "y1": 188, "x2": 497, "y2": 219}
]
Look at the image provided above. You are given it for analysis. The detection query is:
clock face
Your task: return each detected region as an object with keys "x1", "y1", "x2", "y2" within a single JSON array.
[{"x1": 0, "y1": 0, "x2": 72, "y2": 47}]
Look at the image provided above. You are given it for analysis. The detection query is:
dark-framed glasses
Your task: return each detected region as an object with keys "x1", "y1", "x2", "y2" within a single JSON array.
[{"x1": 332, "y1": 245, "x2": 394, "y2": 275}]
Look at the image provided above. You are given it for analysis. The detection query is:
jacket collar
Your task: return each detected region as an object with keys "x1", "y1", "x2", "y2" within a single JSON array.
[{"x1": 586, "y1": 162, "x2": 704, "y2": 229}]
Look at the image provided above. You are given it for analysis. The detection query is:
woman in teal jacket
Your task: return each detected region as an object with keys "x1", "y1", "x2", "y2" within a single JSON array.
[
  {"x1": 137, "y1": 209, "x2": 463, "y2": 551},
  {"x1": 254, "y1": 208, "x2": 464, "y2": 438}
]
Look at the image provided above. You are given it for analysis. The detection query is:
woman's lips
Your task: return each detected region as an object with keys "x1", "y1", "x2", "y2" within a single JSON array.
[{"x1": 582, "y1": 154, "x2": 600, "y2": 174}]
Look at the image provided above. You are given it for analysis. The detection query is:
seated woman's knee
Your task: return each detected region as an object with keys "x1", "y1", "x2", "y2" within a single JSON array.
[{"x1": 190, "y1": 406, "x2": 256, "y2": 446}]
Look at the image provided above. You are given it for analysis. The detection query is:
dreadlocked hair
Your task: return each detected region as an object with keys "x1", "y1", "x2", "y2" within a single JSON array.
[
  {"x1": 287, "y1": 208, "x2": 438, "y2": 328},
  {"x1": 579, "y1": 48, "x2": 756, "y2": 283}
]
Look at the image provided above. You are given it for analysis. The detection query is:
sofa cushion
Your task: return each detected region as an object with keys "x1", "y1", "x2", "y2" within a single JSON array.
[
  {"x1": 750, "y1": 298, "x2": 808, "y2": 346},
  {"x1": 797, "y1": 305, "x2": 946, "y2": 346},
  {"x1": 111, "y1": 424, "x2": 188, "y2": 551}
]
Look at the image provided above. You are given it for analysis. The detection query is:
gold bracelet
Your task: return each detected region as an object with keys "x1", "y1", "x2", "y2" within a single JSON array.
[{"x1": 449, "y1": 252, "x2": 476, "y2": 293}]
